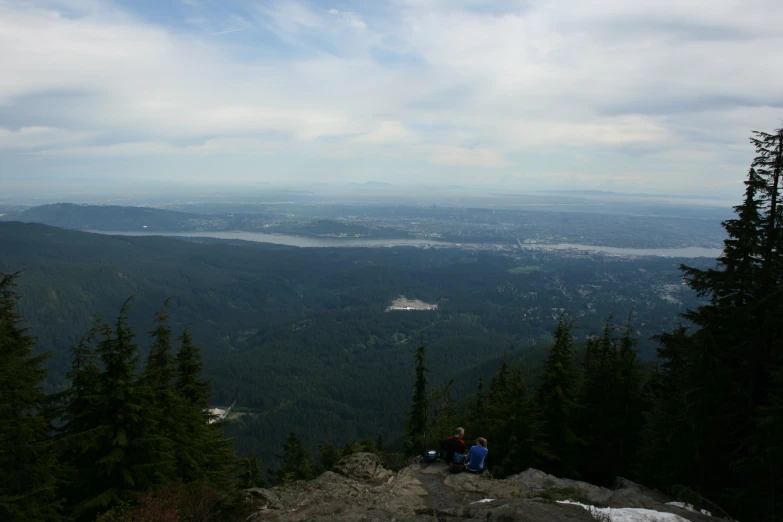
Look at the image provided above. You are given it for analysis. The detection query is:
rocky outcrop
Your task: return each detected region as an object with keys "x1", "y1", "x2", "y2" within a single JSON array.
[
  {"x1": 333, "y1": 452, "x2": 395, "y2": 483},
  {"x1": 246, "y1": 454, "x2": 728, "y2": 521}
]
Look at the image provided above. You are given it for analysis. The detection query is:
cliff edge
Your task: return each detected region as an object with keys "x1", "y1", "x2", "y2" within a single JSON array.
[{"x1": 245, "y1": 453, "x2": 727, "y2": 521}]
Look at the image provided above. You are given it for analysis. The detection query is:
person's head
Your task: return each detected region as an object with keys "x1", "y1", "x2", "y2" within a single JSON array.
[
  {"x1": 476, "y1": 437, "x2": 487, "y2": 448},
  {"x1": 455, "y1": 427, "x2": 465, "y2": 438}
]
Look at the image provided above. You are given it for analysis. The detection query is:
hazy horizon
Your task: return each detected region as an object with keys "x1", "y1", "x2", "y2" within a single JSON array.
[{"x1": 2, "y1": 0, "x2": 782, "y2": 198}]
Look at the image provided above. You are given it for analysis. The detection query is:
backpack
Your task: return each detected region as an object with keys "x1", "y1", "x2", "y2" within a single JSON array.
[
  {"x1": 422, "y1": 450, "x2": 440, "y2": 463},
  {"x1": 449, "y1": 452, "x2": 466, "y2": 473}
]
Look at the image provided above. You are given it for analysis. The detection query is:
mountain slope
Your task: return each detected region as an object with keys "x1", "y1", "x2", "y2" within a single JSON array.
[{"x1": 19, "y1": 203, "x2": 201, "y2": 231}]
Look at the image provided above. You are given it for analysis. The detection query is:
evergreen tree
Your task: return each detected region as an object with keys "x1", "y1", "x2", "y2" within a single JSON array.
[
  {"x1": 473, "y1": 376, "x2": 486, "y2": 430},
  {"x1": 173, "y1": 329, "x2": 238, "y2": 493},
  {"x1": 538, "y1": 314, "x2": 580, "y2": 478},
  {"x1": 175, "y1": 329, "x2": 211, "y2": 413},
  {"x1": 240, "y1": 452, "x2": 266, "y2": 489},
  {"x1": 317, "y1": 440, "x2": 342, "y2": 473},
  {"x1": 487, "y1": 364, "x2": 548, "y2": 477},
  {"x1": 425, "y1": 378, "x2": 458, "y2": 450},
  {"x1": 644, "y1": 127, "x2": 783, "y2": 521},
  {"x1": 63, "y1": 299, "x2": 173, "y2": 521},
  {"x1": 275, "y1": 431, "x2": 313, "y2": 483},
  {"x1": 0, "y1": 272, "x2": 63, "y2": 521},
  {"x1": 577, "y1": 316, "x2": 645, "y2": 485},
  {"x1": 739, "y1": 366, "x2": 783, "y2": 521},
  {"x1": 139, "y1": 302, "x2": 178, "y2": 482},
  {"x1": 405, "y1": 345, "x2": 429, "y2": 455}
]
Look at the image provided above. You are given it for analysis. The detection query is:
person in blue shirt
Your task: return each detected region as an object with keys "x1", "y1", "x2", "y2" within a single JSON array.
[{"x1": 466, "y1": 437, "x2": 488, "y2": 474}]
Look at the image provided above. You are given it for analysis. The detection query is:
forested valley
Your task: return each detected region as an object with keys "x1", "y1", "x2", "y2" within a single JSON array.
[
  {"x1": 0, "y1": 219, "x2": 704, "y2": 460},
  {"x1": 1, "y1": 129, "x2": 781, "y2": 521}
]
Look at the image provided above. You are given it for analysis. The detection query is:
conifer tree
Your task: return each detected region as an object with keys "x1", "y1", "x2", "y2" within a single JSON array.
[
  {"x1": 739, "y1": 366, "x2": 783, "y2": 522},
  {"x1": 176, "y1": 329, "x2": 211, "y2": 414},
  {"x1": 317, "y1": 440, "x2": 342, "y2": 473},
  {"x1": 577, "y1": 316, "x2": 644, "y2": 485},
  {"x1": 538, "y1": 314, "x2": 580, "y2": 478},
  {"x1": 58, "y1": 327, "x2": 105, "y2": 515},
  {"x1": 0, "y1": 272, "x2": 63, "y2": 521},
  {"x1": 425, "y1": 378, "x2": 458, "y2": 449},
  {"x1": 173, "y1": 329, "x2": 238, "y2": 493},
  {"x1": 486, "y1": 364, "x2": 548, "y2": 477},
  {"x1": 645, "y1": 127, "x2": 783, "y2": 521},
  {"x1": 140, "y1": 302, "x2": 178, "y2": 482},
  {"x1": 63, "y1": 299, "x2": 172, "y2": 521},
  {"x1": 405, "y1": 345, "x2": 429, "y2": 455},
  {"x1": 275, "y1": 431, "x2": 313, "y2": 483},
  {"x1": 473, "y1": 376, "x2": 486, "y2": 429},
  {"x1": 240, "y1": 452, "x2": 266, "y2": 489}
]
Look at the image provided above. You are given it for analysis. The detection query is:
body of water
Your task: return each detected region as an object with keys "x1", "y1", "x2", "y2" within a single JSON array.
[{"x1": 92, "y1": 230, "x2": 722, "y2": 258}]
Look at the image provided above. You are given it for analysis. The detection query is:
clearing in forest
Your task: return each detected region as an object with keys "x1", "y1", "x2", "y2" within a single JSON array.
[{"x1": 386, "y1": 296, "x2": 438, "y2": 311}]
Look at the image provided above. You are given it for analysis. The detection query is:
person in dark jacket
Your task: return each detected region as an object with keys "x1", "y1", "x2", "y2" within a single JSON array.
[
  {"x1": 466, "y1": 437, "x2": 488, "y2": 474},
  {"x1": 442, "y1": 427, "x2": 466, "y2": 463}
]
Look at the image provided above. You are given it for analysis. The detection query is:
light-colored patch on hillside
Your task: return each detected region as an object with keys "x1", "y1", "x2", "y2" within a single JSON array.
[
  {"x1": 508, "y1": 265, "x2": 543, "y2": 274},
  {"x1": 387, "y1": 296, "x2": 438, "y2": 311}
]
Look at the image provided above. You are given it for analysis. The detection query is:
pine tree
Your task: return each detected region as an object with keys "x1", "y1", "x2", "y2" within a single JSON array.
[
  {"x1": 275, "y1": 431, "x2": 313, "y2": 483},
  {"x1": 538, "y1": 313, "x2": 580, "y2": 478},
  {"x1": 490, "y1": 365, "x2": 548, "y2": 477},
  {"x1": 739, "y1": 366, "x2": 783, "y2": 521},
  {"x1": 173, "y1": 329, "x2": 238, "y2": 493},
  {"x1": 405, "y1": 345, "x2": 429, "y2": 455},
  {"x1": 645, "y1": 127, "x2": 783, "y2": 521},
  {"x1": 0, "y1": 272, "x2": 63, "y2": 521},
  {"x1": 240, "y1": 451, "x2": 266, "y2": 489},
  {"x1": 317, "y1": 440, "x2": 342, "y2": 473},
  {"x1": 614, "y1": 316, "x2": 645, "y2": 478},
  {"x1": 577, "y1": 316, "x2": 645, "y2": 485},
  {"x1": 140, "y1": 301, "x2": 177, "y2": 482},
  {"x1": 64, "y1": 299, "x2": 172, "y2": 521},
  {"x1": 425, "y1": 378, "x2": 458, "y2": 450},
  {"x1": 175, "y1": 329, "x2": 211, "y2": 414}
]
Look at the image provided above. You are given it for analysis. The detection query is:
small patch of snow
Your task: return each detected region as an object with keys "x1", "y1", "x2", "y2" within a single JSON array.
[
  {"x1": 557, "y1": 500, "x2": 691, "y2": 522},
  {"x1": 666, "y1": 501, "x2": 712, "y2": 516},
  {"x1": 472, "y1": 498, "x2": 494, "y2": 504}
]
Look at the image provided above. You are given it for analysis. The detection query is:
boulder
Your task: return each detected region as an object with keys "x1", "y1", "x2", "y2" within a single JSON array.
[{"x1": 333, "y1": 452, "x2": 394, "y2": 483}]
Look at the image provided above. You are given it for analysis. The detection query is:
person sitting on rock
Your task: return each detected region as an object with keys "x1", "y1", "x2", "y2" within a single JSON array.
[
  {"x1": 466, "y1": 437, "x2": 488, "y2": 474},
  {"x1": 442, "y1": 427, "x2": 466, "y2": 464}
]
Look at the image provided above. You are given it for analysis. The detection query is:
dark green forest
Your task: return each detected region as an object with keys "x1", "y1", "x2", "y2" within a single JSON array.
[
  {"x1": 0, "y1": 218, "x2": 703, "y2": 462},
  {"x1": 1, "y1": 129, "x2": 781, "y2": 521}
]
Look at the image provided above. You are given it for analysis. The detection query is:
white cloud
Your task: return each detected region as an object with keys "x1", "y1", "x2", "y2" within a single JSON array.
[
  {"x1": 428, "y1": 145, "x2": 508, "y2": 167},
  {"x1": 327, "y1": 8, "x2": 367, "y2": 30},
  {"x1": 0, "y1": 0, "x2": 781, "y2": 192}
]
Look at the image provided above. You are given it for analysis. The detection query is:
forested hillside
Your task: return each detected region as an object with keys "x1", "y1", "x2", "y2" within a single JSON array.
[
  {"x1": 18, "y1": 203, "x2": 204, "y2": 231},
  {"x1": 0, "y1": 221, "x2": 705, "y2": 462}
]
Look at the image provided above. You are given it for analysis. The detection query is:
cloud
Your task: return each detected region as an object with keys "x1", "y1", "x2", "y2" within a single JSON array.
[
  {"x1": 0, "y1": 0, "x2": 781, "y2": 194},
  {"x1": 428, "y1": 145, "x2": 508, "y2": 167},
  {"x1": 327, "y1": 8, "x2": 367, "y2": 30},
  {"x1": 0, "y1": 126, "x2": 90, "y2": 149}
]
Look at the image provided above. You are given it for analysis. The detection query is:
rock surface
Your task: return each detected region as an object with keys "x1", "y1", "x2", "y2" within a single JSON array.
[{"x1": 247, "y1": 454, "x2": 728, "y2": 521}]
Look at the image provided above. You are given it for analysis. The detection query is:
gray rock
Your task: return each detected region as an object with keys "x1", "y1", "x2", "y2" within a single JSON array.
[
  {"x1": 333, "y1": 452, "x2": 394, "y2": 483},
  {"x1": 247, "y1": 455, "x2": 728, "y2": 522}
]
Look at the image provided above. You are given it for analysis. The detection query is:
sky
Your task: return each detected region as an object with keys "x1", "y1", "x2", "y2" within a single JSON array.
[{"x1": 1, "y1": 0, "x2": 782, "y2": 198}]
